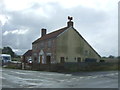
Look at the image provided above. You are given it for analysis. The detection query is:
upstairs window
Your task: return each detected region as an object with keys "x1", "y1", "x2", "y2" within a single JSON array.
[
  {"x1": 48, "y1": 40, "x2": 52, "y2": 48},
  {"x1": 84, "y1": 50, "x2": 89, "y2": 56},
  {"x1": 33, "y1": 44, "x2": 37, "y2": 50},
  {"x1": 40, "y1": 42, "x2": 44, "y2": 48}
]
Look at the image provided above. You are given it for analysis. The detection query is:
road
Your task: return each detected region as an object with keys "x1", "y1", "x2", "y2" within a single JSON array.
[{"x1": 1, "y1": 68, "x2": 118, "y2": 88}]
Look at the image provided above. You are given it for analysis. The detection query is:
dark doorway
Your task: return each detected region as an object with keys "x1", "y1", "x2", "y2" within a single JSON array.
[
  {"x1": 34, "y1": 57, "x2": 37, "y2": 63},
  {"x1": 46, "y1": 56, "x2": 51, "y2": 64},
  {"x1": 40, "y1": 55, "x2": 42, "y2": 64}
]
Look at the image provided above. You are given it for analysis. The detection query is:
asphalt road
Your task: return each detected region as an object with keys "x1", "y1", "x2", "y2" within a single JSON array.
[{"x1": 1, "y1": 68, "x2": 118, "y2": 88}]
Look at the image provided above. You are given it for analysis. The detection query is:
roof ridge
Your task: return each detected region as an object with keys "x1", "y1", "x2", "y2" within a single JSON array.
[
  {"x1": 41, "y1": 26, "x2": 67, "y2": 38},
  {"x1": 32, "y1": 26, "x2": 68, "y2": 44},
  {"x1": 46, "y1": 27, "x2": 68, "y2": 35}
]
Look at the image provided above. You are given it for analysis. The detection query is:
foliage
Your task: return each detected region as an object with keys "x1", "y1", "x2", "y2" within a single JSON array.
[
  {"x1": 0, "y1": 48, "x2": 2, "y2": 54},
  {"x1": 108, "y1": 55, "x2": 115, "y2": 58},
  {"x1": 117, "y1": 56, "x2": 120, "y2": 59},
  {"x1": 12, "y1": 57, "x2": 21, "y2": 61},
  {"x1": 2, "y1": 46, "x2": 16, "y2": 57}
]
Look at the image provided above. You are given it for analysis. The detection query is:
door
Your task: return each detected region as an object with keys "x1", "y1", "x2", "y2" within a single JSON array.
[
  {"x1": 40, "y1": 55, "x2": 42, "y2": 64},
  {"x1": 46, "y1": 56, "x2": 51, "y2": 64}
]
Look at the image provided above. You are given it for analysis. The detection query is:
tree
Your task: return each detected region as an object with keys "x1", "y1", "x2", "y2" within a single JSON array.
[
  {"x1": 108, "y1": 55, "x2": 115, "y2": 58},
  {"x1": 117, "y1": 56, "x2": 120, "y2": 59},
  {"x1": 2, "y1": 46, "x2": 16, "y2": 57}
]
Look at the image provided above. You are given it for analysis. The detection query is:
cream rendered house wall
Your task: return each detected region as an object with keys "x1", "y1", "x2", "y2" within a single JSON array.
[{"x1": 56, "y1": 27, "x2": 100, "y2": 63}]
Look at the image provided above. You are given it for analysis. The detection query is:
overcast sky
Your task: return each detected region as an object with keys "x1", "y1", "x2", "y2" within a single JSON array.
[{"x1": 0, "y1": 0, "x2": 119, "y2": 57}]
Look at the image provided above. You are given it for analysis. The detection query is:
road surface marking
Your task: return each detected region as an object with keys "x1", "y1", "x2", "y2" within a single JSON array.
[{"x1": 65, "y1": 74, "x2": 72, "y2": 76}]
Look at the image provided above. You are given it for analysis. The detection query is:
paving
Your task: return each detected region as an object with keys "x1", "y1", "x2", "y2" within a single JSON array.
[{"x1": 1, "y1": 68, "x2": 118, "y2": 88}]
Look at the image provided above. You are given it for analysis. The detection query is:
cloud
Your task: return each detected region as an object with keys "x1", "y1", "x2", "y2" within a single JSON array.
[
  {"x1": 3, "y1": 29, "x2": 28, "y2": 35},
  {"x1": 1, "y1": 0, "x2": 118, "y2": 56},
  {"x1": 0, "y1": 15, "x2": 8, "y2": 26}
]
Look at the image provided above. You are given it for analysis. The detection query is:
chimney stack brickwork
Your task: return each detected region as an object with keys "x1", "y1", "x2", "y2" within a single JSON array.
[
  {"x1": 41, "y1": 28, "x2": 47, "y2": 37},
  {"x1": 67, "y1": 21, "x2": 74, "y2": 27}
]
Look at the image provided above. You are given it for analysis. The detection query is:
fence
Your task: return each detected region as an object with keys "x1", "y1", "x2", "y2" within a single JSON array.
[
  {"x1": 31, "y1": 63, "x2": 64, "y2": 72},
  {"x1": 63, "y1": 62, "x2": 118, "y2": 72},
  {"x1": 31, "y1": 62, "x2": 118, "y2": 72}
]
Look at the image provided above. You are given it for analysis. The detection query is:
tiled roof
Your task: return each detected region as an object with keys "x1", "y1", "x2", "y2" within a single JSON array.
[
  {"x1": 32, "y1": 27, "x2": 68, "y2": 44},
  {"x1": 23, "y1": 50, "x2": 32, "y2": 56}
]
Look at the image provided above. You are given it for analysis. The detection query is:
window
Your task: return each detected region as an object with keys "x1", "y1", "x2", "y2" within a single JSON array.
[
  {"x1": 33, "y1": 44, "x2": 37, "y2": 50},
  {"x1": 46, "y1": 56, "x2": 51, "y2": 64},
  {"x1": 60, "y1": 57, "x2": 65, "y2": 63},
  {"x1": 84, "y1": 50, "x2": 89, "y2": 56},
  {"x1": 3, "y1": 57, "x2": 10, "y2": 60},
  {"x1": 34, "y1": 57, "x2": 37, "y2": 61},
  {"x1": 48, "y1": 40, "x2": 52, "y2": 48},
  {"x1": 40, "y1": 42, "x2": 44, "y2": 48},
  {"x1": 77, "y1": 57, "x2": 81, "y2": 62},
  {"x1": 34, "y1": 53, "x2": 37, "y2": 56}
]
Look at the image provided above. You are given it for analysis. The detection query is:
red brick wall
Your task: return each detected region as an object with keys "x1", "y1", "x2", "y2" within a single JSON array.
[{"x1": 32, "y1": 38, "x2": 57, "y2": 64}]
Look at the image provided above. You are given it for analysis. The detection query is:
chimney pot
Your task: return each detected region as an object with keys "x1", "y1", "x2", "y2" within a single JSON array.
[{"x1": 41, "y1": 28, "x2": 46, "y2": 37}]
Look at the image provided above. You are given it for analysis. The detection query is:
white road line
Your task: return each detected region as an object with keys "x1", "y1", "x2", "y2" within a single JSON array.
[
  {"x1": 66, "y1": 80, "x2": 71, "y2": 82},
  {"x1": 79, "y1": 77, "x2": 85, "y2": 79},
  {"x1": 14, "y1": 72, "x2": 27, "y2": 75},
  {"x1": 59, "y1": 80, "x2": 65, "y2": 82},
  {"x1": 65, "y1": 74, "x2": 72, "y2": 76}
]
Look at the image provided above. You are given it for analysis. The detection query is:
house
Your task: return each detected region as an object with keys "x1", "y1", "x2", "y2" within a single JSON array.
[
  {"x1": 32, "y1": 16, "x2": 101, "y2": 64},
  {"x1": 23, "y1": 50, "x2": 32, "y2": 63}
]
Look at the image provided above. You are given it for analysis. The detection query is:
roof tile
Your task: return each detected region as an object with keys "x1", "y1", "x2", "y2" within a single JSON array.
[
  {"x1": 32, "y1": 27, "x2": 68, "y2": 44},
  {"x1": 23, "y1": 50, "x2": 32, "y2": 56}
]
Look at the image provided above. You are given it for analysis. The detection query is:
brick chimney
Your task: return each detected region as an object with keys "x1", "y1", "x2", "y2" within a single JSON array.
[
  {"x1": 67, "y1": 16, "x2": 74, "y2": 27},
  {"x1": 41, "y1": 28, "x2": 46, "y2": 37}
]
